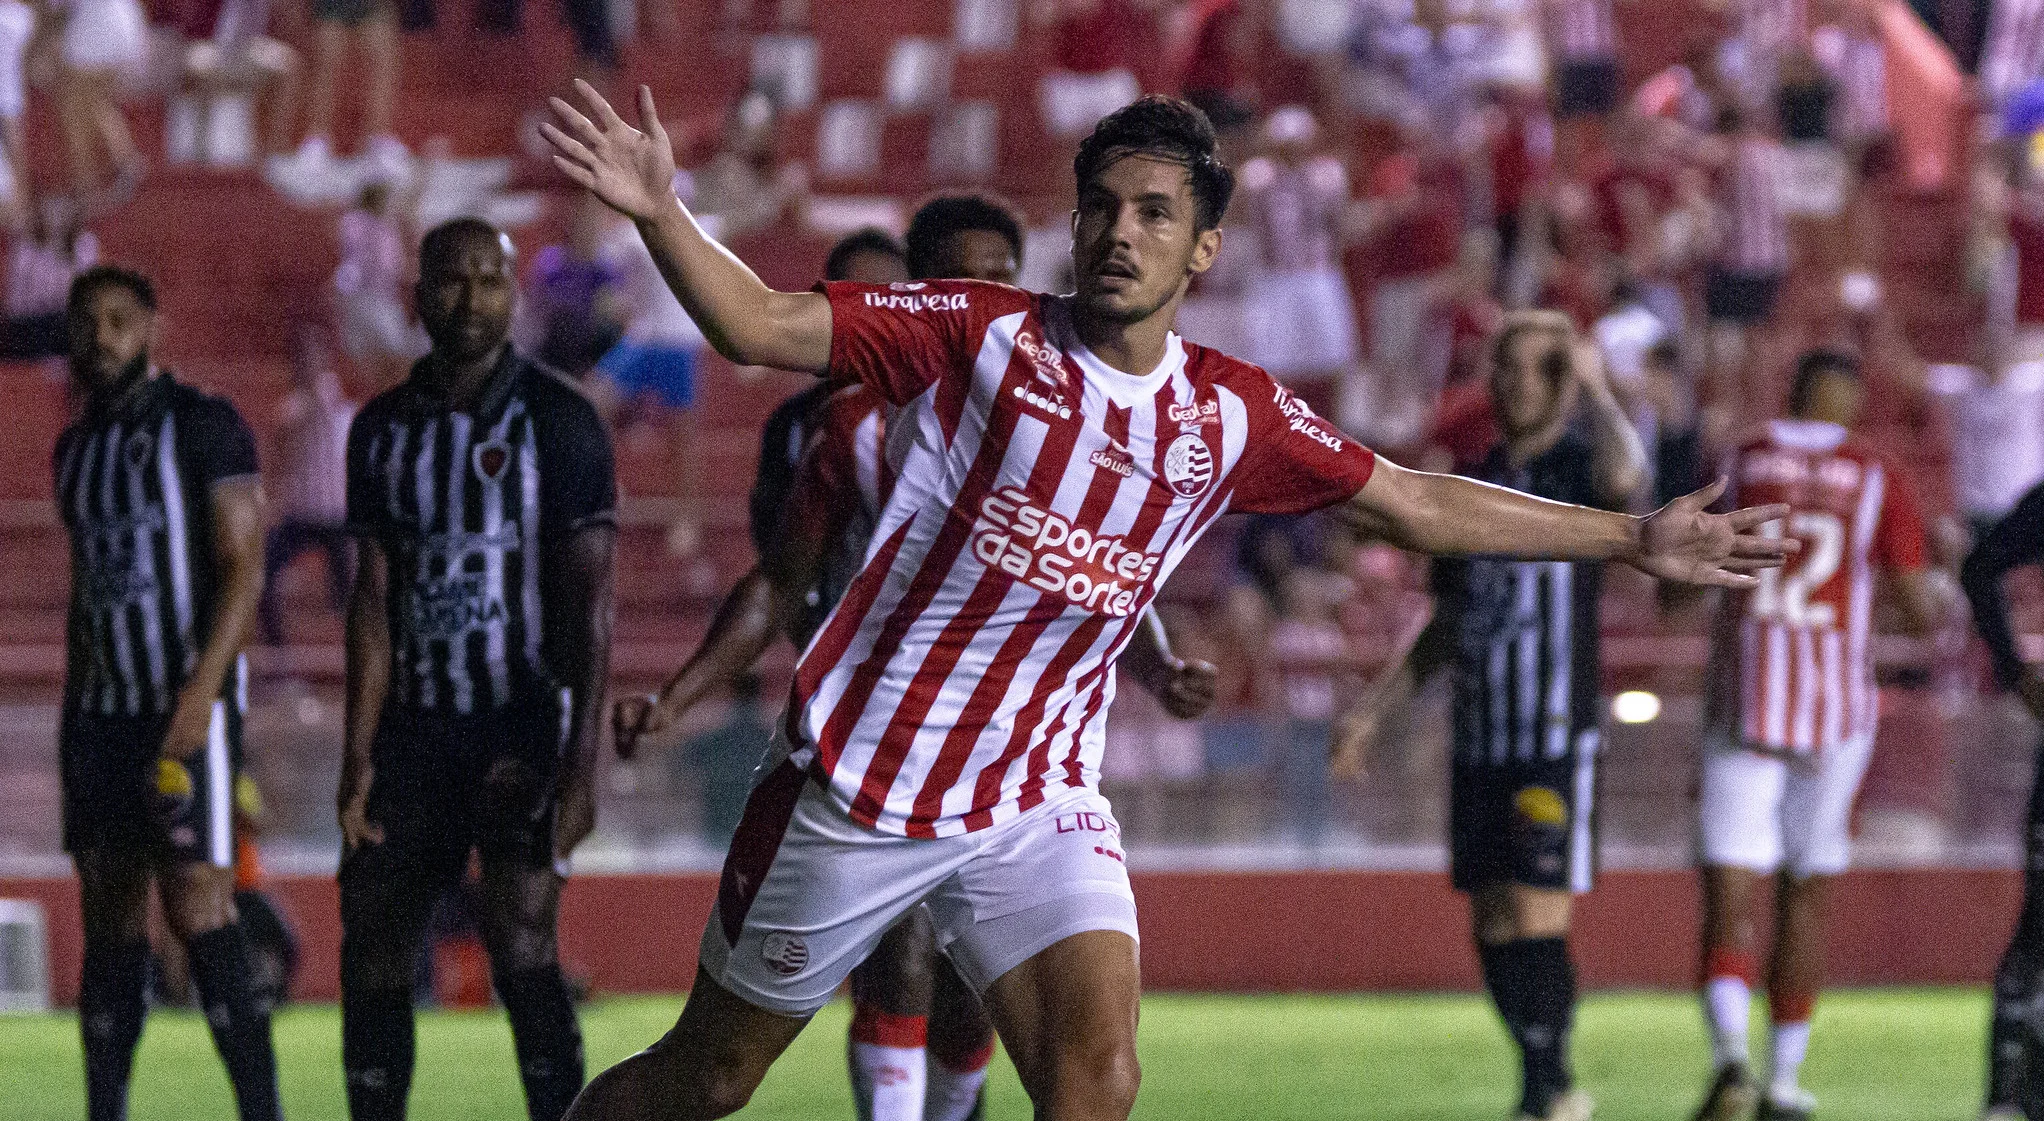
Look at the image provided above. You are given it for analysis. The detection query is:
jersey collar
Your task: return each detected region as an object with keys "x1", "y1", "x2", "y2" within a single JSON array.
[
  {"x1": 1048, "y1": 296, "x2": 1186, "y2": 409},
  {"x1": 1766, "y1": 418, "x2": 1848, "y2": 452}
]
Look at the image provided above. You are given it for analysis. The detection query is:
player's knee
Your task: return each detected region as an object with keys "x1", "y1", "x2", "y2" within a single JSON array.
[
  {"x1": 1044, "y1": 1035, "x2": 1141, "y2": 1118},
  {"x1": 486, "y1": 923, "x2": 560, "y2": 975}
]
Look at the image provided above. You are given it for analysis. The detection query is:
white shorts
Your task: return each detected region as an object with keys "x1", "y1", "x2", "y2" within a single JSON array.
[
  {"x1": 1696, "y1": 734, "x2": 1875, "y2": 878},
  {"x1": 698, "y1": 760, "x2": 1140, "y2": 1017}
]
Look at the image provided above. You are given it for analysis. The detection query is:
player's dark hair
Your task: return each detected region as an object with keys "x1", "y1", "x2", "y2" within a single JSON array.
[
  {"x1": 1074, "y1": 95, "x2": 1235, "y2": 232},
  {"x1": 68, "y1": 265, "x2": 157, "y2": 316},
  {"x1": 419, "y1": 217, "x2": 513, "y2": 274},
  {"x1": 1788, "y1": 349, "x2": 1861, "y2": 415},
  {"x1": 823, "y1": 227, "x2": 905, "y2": 281},
  {"x1": 905, "y1": 193, "x2": 1024, "y2": 280}
]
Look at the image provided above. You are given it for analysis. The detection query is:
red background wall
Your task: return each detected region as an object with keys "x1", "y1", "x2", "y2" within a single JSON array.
[{"x1": 0, "y1": 869, "x2": 2018, "y2": 1006}]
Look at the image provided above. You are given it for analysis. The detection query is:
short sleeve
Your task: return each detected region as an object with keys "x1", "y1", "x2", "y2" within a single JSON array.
[
  {"x1": 536, "y1": 388, "x2": 618, "y2": 537},
  {"x1": 1872, "y1": 464, "x2": 1928, "y2": 572},
  {"x1": 821, "y1": 279, "x2": 1016, "y2": 406},
  {"x1": 344, "y1": 408, "x2": 385, "y2": 537},
  {"x1": 1228, "y1": 378, "x2": 1377, "y2": 515},
  {"x1": 182, "y1": 395, "x2": 259, "y2": 487}
]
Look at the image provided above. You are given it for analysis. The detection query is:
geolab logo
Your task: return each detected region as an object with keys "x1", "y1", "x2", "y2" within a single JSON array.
[
  {"x1": 1161, "y1": 432, "x2": 1214, "y2": 498},
  {"x1": 1167, "y1": 398, "x2": 1219, "y2": 428}
]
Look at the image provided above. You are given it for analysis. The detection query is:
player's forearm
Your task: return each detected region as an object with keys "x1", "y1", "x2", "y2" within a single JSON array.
[
  {"x1": 1349, "y1": 461, "x2": 1640, "y2": 562},
  {"x1": 654, "y1": 567, "x2": 781, "y2": 723},
  {"x1": 1963, "y1": 550, "x2": 2030, "y2": 690},
  {"x1": 175, "y1": 486, "x2": 265, "y2": 720},
  {"x1": 1581, "y1": 382, "x2": 1649, "y2": 507},
  {"x1": 636, "y1": 201, "x2": 829, "y2": 374},
  {"x1": 545, "y1": 529, "x2": 617, "y2": 783},
  {"x1": 341, "y1": 545, "x2": 391, "y2": 797}
]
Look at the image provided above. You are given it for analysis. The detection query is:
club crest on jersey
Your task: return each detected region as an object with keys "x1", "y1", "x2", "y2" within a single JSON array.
[
  {"x1": 760, "y1": 931, "x2": 809, "y2": 976},
  {"x1": 125, "y1": 432, "x2": 154, "y2": 469},
  {"x1": 1162, "y1": 432, "x2": 1214, "y2": 498},
  {"x1": 473, "y1": 440, "x2": 511, "y2": 481}
]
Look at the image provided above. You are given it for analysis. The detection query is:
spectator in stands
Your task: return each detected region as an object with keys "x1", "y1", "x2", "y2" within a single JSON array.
[
  {"x1": 332, "y1": 177, "x2": 423, "y2": 387},
  {"x1": 259, "y1": 326, "x2": 355, "y2": 646},
  {"x1": 0, "y1": 0, "x2": 32, "y2": 213},
  {"x1": 1487, "y1": 82, "x2": 1559, "y2": 306},
  {"x1": 172, "y1": 0, "x2": 301, "y2": 166},
  {"x1": 0, "y1": 197, "x2": 96, "y2": 359},
  {"x1": 688, "y1": 90, "x2": 804, "y2": 241},
  {"x1": 526, "y1": 191, "x2": 626, "y2": 378},
  {"x1": 50, "y1": 0, "x2": 148, "y2": 200},
  {"x1": 2004, "y1": 149, "x2": 2044, "y2": 366},
  {"x1": 1978, "y1": 0, "x2": 2044, "y2": 110},
  {"x1": 1169, "y1": 0, "x2": 1254, "y2": 139},
  {"x1": 1703, "y1": 102, "x2": 1790, "y2": 406},
  {"x1": 1033, "y1": 0, "x2": 1155, "y2": 138},
  {"x1": 674, "y1": 672, "x2": 772, "y2": 848},
  {"x1": 269, "y1": 0, "x2": 404, "y2": 194},
  {"x1": 1237, "y1": 107, "x2": 1361, "y2": 392},
  {"x1": 1933, "y1": 358, "x2": 2044, "y2": 540},
  {"x1": 1541, "y1": 0, "x2": 1622, "y2": 167}
]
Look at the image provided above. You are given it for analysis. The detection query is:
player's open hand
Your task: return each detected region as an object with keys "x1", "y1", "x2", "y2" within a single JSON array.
[
  {"x1": 1156, "y1": 657, "x2": 1219, "y2": 720},
  {"x1": 1329, "y1": 694, "x2": 1390, "y2": 782},
  {"x1": 159, "y1": 694, "x2": 212, "y2": 762},
  {"x1": 1630, "y1": 477, "x2": 1797, "y2": 588},
  {"x1": 541, "y1": 81, "x2": 680, "y2": 223},
  {"x1": 338, "y1": 794, "x2": 384, "y2": 854},
  {"x1": 611, "y1": 692, "x2": 670, "y2": 760}
]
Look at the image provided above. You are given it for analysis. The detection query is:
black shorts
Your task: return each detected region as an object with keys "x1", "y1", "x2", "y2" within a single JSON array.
[
  {"x1": 1449, "y1": 733, "x2": 1599, "y2": 894},
  {"x1": 347, "y1": 701, "x2": 570, "y2": 885},
  {"x1": 61, "y1": 703, "x2": 243, "y2": 866},
  {"x1": 1553, "y1": 57, "x2": 1621, "y2": 119},
  {"x1": 1704, "y1": 269, "x2": 1784, "y2": 327}
]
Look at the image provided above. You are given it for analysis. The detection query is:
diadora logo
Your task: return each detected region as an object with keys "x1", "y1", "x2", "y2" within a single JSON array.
[
  {"x1": 1167, "y1": 399, "x2": 1219, "y2": 427},
  {"x1": 1012, "y1": 384, "x2": 1072, "y2": 420},
  {"x1": 1271, "y1": 385, "x2": 1344, "y2": 452},
  {"x1": 863, "y1": 290, "x2": 968, "y2": 313},
  {"x1": 1089, "y1": 443, "x2": 1136, "y2": 478},
  {"x1": 889, "y1": 281, "x2": 927, "y2": 291},
  {"x1": 969, "y1": 485, "x2": 1160, "y2": 616}
]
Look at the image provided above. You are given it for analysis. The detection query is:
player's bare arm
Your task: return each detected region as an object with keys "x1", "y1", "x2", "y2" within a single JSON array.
[
  {"x1": 614, "y1": 566, "x2": 788, "y2": 760},
  {"x1": 161, "y1": 477, "x2": 266, "y2": 762},
  {"x1": 544, "y1": 524, "x2": 617, "y2": 860},
  {"x1": 1346, "y1": 463, "x2": 1796, "y2": 587},
  {"x1": 542, "y1": 81, "x2": 833, "y2": 374},
  {"x1": 340, "y1": 535, "x2": 390, "y2": 852},
  {"x1": 1569, "y1": 339, "x2": 1649, "y2": 507},
  {"x1": 1329, "y1": 606, "x2": 1451, "y2": 781},
  {"x1": 1119, "y1": 609, "x2": 1218, "y2": 720}
]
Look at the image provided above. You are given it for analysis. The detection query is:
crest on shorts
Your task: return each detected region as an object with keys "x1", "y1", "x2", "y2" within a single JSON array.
[
  {"x1": 125, "y1": 432, "x2": 154, "y2": 470},
  {"x1": 1161, "y1": 432, "x2": 1214, "y2": 498},
  {"x1": 760, "y1": 931, "x2": 809, "y2": 976},
  {"x1": 473, "y1": 440, "x2": 511, "y2": 481},
  {"x1": 1514, "y1": 787, "x2": 1567, "y2": 828}
]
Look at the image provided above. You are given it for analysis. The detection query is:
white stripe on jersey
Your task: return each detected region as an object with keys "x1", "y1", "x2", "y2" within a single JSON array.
[
  {"x1": 446, "y1": 412, "x2": 476, "y2": 713},
  {"x1": 128, "y1": 421, "x2": 168, "y2": 709}
]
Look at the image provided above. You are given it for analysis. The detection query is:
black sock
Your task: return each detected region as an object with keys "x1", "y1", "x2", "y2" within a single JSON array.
[
  {"x1": 342, "y1": 987, "x2": 416, "y2": 1121},
  {"x1": 494, "y1": 964, "x2": 586, "y2": 1121},
  {"x1": 185, "y1": 925, "x2": 283, "y2": 1121},
  {"x1": 79, "y1": 938, "x2": 149, "y2": 1121},
  {"x1": 1480, "y1": 937, "x2": 1577, "y2": 1117}
]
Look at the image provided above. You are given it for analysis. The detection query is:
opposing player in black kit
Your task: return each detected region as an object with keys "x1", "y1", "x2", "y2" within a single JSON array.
[
  {"x1": 337, "y1": 219, "x2": 617, "y2": 1121},
  {"x1": 1963, "y1": 479, "x2": 2044, "y2": 1121},
  {"x1": 1333, "y1": 311, "x2": 1646, "y2": 1121},
  {"x1": 54, "y1": 266, "x2": 282, "y2": 1121}
]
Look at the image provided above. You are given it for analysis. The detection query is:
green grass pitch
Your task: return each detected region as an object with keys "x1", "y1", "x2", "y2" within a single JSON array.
[{"x1": 0, "y1": 989, "x2": 1992, "y2": 1119}]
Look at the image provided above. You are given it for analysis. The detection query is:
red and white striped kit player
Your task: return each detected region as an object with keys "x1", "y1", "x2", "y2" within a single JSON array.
[
  {"x1": 792, "y1": 279, "x2": 1373, "y2": 839},
  {"x1": 1708, "y1": 418, "x2": 1926, "y2": 755},
  {"x1": 780, "y1": 382, "x2": 897, "y2": 637},
  {"x1": 1542, "y1": 0, "x2": 1617, "y2": 61}
]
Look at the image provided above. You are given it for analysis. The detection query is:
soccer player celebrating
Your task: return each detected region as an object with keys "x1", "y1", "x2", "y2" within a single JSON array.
[
  {"x1": 336, "y1": 218, "x2": 616, "y2": 1121},
  {"x1": 543, "y1": 82, "x2": 1790, "y2": 1121},
  {"x1": 1690, "y1": 350, "x2": 1947, "y2": 1121},
  {"x1": 1332, "y1": 309, "x2": 1645, "y2": 1121},
  {"x1": 53, "y1": 265, "x2": 281, "y2": 1121},
  {"x1": 1961, "y1": 476, "x2": 2044, "y2": 1121}
]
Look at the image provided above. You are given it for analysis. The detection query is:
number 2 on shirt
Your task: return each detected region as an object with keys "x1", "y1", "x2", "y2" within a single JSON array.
[{"x1": 1749, "y1": 512, "x2": 1844, "y2": 627}]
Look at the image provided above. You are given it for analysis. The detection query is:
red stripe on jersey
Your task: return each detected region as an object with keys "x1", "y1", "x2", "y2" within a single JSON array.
[
  {"x1": 849, "y1": 381, "x2": 1092, "y2": 826},
  {"x1": 796, "y1": 517, "x2": 915, "y2": 770}
]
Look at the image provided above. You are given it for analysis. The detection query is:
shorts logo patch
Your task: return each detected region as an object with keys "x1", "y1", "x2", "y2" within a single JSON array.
[
  {"x1": 760, "y1": 931, "x2": 809, "y2": 976},
  {"x1": 1514, "y1": 786, "x2": 1567, "y2": 827},
  {"x1": 473, "y1": 440, "x2": 511, "y2": 481},
  {"x1": 1162, "y1": 433, "x2": 1214, "y2": 498}
]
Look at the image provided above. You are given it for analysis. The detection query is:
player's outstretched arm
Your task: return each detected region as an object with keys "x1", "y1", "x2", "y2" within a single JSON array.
[
  {"x1": 1345, "y1": 460, "x2": 1796, "y2": 586},
  {"x1": 541, "y1": 81, "x2": 831, "y2": 375},
  {"x1": 161, "y1": 478, "x2": 266, "y2": 761},
  {"x1": 613, "y1": 566, "x2": 790, "y2": 760},
  {"x1": 340, "y1": 536, "x2": 391, "y2": 852}
]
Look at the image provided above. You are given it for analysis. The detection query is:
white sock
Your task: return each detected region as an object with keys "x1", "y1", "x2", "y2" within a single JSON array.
[
  {"x1": 850, "y1": 1042, "x2": 927, "y2": 1121},
  {"x1": 925, "y1": 1055, "x2": 990, "y2": 1121},
  {"x1": 1705, "y1": 976, "x2": 1752, "y2": 1068},
  {"x1": 1769, "y1": 1020, "x2": 1811, "y2": 1096}
]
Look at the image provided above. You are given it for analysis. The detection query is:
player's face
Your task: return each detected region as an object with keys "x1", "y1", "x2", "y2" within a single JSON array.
[
  {"x1": 932, "y1": 229, "x2": 1019, "y2": 284},
  {"x1": 1071, "y1": 155, "x2": 1220, "y2": 327},
  {"x1": 1800, "y1": 369, "x2": 1864, "y2": 427},
  {"x1": 416, "y1": 232, "x2": 515, "y2": 365},
  {"x1": 66, "y1": 285, "x2": 154, "y2": 396},
  {"x1": 839, "y1": 248, "x2": 909, "y2": 285},
  {"x1": 1492, "y1": 328, "x2": 1576, "y2": 437}
]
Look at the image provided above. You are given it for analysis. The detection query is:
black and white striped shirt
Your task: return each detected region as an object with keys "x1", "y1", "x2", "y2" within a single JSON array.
[
  {"x1": 55, "y1": 373, "x2": 259, "y2": 719},
  {"x1": 1435, "y1": 435, "x2": 1606, "y2": 766},
  {"x1": 347, "y1": 349, "x2": 615, "y2": 716}
]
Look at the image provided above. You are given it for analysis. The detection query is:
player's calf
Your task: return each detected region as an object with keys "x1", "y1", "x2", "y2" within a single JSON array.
[{"x1": 566, "y1": 968, "x2": 808, "y2": 1121}]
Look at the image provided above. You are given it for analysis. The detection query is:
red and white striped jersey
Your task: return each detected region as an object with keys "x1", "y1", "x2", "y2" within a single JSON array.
[
  {"x1": 1708, "y1": 419, "x2": 1927, "y2": 754},
  {"x1": 780, "y1": 384, "x2": 896, "y2": 646},
  {"x1": 1542, "y1": 0, "x2": 1617, "y2": 60},
  {"x1": 1714, "y1": 136, "x2": 1790, "y2": 275},
  {"x1": 1981, "y1": 0, "x2": 2044, "y2": 105},
  {"x1": 793, "y1": 280, "x2": 1377, "y2": 837}
]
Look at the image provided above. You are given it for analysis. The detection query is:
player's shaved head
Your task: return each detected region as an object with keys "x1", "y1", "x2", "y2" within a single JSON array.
[
  {"x1": 419, "y1": 218, "x2": 515, "y2": 277},
  {"x1": 416, "y1": 218, "x2": 516, "y2": 368}
]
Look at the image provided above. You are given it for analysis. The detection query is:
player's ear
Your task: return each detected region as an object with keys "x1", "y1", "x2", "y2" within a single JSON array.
[{"x1": 1188, "y1": 225, "x2": 1222, "y2": 277}]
